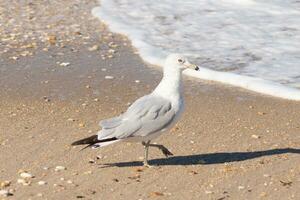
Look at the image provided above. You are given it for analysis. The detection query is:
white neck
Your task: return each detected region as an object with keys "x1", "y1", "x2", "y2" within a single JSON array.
[{"x1": 153, "y1": 66, "x2": 183, "y2": 100}]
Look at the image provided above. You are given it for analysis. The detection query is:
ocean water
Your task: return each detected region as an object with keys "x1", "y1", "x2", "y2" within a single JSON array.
[{"x1": 92, "y1": 0, "x2": 300, "y2": 100}]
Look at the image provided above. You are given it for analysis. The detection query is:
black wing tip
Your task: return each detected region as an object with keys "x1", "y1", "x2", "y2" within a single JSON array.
[
  {"x1": 71, "y1": 135, "x2": 98, "y2": 146},
  {"x1": 71, "y1": 136, "x2": 118, "y2": 146}
]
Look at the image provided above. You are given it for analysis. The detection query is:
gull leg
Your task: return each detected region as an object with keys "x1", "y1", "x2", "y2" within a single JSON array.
[
  {"x1": 148, "y1": 144, "x2": 173, "y2": 157},
  {"x1": 142, "y1": 141, "x2": 151, "y2": 167}
]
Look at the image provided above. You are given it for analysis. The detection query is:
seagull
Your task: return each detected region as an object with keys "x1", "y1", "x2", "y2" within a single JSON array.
[{"x1": 72, "y1": 54, "x2": 199, "y2": 166}]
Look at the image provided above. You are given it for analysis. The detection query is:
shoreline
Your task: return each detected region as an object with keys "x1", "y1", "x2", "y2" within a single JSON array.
[
  {"x1": 92, "y1": 0, "x2": 300, "y2": 101},
  {"x1": 0, "y1": 0, "x2": 300, "y2": 199}
]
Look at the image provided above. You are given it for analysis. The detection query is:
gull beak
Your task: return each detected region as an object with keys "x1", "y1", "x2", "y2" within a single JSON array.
[{"x1": 184, "y1": 62, "x2": 200, "y2": 71}]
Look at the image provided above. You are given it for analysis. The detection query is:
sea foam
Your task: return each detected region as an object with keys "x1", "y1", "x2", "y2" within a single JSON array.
[{"x1": 92, "y1": 0, "x2": 300, "y2": 100}]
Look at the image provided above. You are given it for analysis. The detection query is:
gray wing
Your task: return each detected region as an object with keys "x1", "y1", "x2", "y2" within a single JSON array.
[{"x1": 97, "y1": 95, "x2": 176, "y2": 140}]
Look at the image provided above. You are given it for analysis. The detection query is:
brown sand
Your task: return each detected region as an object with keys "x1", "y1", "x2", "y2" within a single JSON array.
[{"x1": 0, "y1": 1, "x2": 300, "y2": 200}]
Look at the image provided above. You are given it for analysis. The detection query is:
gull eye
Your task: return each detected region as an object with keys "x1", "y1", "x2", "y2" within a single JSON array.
[{"x1": 178, "y1": 59, "x2": 184, "y2": 63}]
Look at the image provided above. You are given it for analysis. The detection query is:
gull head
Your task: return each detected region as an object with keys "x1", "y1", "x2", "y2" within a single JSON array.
[{"x1": 165, "y1": 54, "x2": 199, "y2": 71}]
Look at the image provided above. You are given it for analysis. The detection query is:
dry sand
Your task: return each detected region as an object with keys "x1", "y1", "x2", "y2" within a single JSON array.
[{"x1": 0, "y1": 1, "x2": 300, "y2": 200}]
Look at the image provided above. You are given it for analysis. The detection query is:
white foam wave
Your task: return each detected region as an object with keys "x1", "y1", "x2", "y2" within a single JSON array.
[
  {"x1": 184, "y1": 68, "x2": 300, "y2": 100},
  {"x1": 92, "y1": 0, "x2": 300, "y2": 100}
]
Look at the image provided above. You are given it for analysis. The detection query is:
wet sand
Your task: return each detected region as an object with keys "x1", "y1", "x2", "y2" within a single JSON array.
[{"x1": 0, "y1": 1, "x2": 300, "y2": 199}]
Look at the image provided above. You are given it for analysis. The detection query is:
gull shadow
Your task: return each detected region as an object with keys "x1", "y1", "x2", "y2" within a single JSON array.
[{"x1": 100, "y1": 148, "x2": 300, "y2": 168}]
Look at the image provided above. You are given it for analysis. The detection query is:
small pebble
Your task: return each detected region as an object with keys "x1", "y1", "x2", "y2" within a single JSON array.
[
  {"x1": 88, "y1": 159, "x2": 95, "y2": 164},
  {"x1": 59, "y1": 62, "x2": 70, "y2": 67},
  {"x1": 112, "y1": 178, "x2": 119, "y2": 182},
  {"x1": 188, "y1": 170, "x2": 198, "y2": 175},
  {"x1": 135, "y1": 168, "x2": 144, "y2": 172},
  {"x1": 108, "y1": 49, "x2": 115, "y2": 53},
  {"x1": 238, "y1": 186, "x2": 245, "y2": 190},
  {"x1": 96, "y1": 155, "x2": 102, "y2": 160},
  {"x1": 78, "y1": 123, "x2": 85, "y2": 127},
  {"x1": 10, "y1": 56, "x2": 19, "y2": 60},
  {"x1": 17, "y1": 178, "x2": 31, "y2": 186},
  {"x1": 88, "y1": 45, "x2": 99, "y2": 51},
  {"x1": 87, "y1": 190, "x2": 96, "y2": 195},
  {"x1": 38, "y1": 181, "x2": 47, "y2": 185},
  {"x1": 43, "y1": 96, "x2": 51, "y2": 102},
  {"x1": 251, "y1": 134, "x2": 260, "y2": 139},
  {"x1": 17, "y1": 179, "x2": 25, "y2": 184},
  {"x1": 0, "y1": 189, "x2": 12, "y2": 197},
  {"x1": 47, "y1": 35, "x2": 57, "y2": 45},
  {"x1": 20, "y1": 172, "x2": 34, "y2": 178},
  {"x1": 257, "y1": 111, "x2": 266, "y2": 115},
  {"x1": 0, "y1": 180, "x2": 11, "y2": 188},
  {"x1": 150, "y1": 192, "x2": 164, "y2": 197},
  {"x1": 55, "y1": 166, "x2": 66, "y2": 172},
  {"x1": 105, "y1": 75, "x2": 114, "y2": 79}
]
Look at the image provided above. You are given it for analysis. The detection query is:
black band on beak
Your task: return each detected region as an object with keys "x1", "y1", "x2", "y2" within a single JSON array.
[{"x1": 195, "y1": 66, "x2": 199, "y2": 71}]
